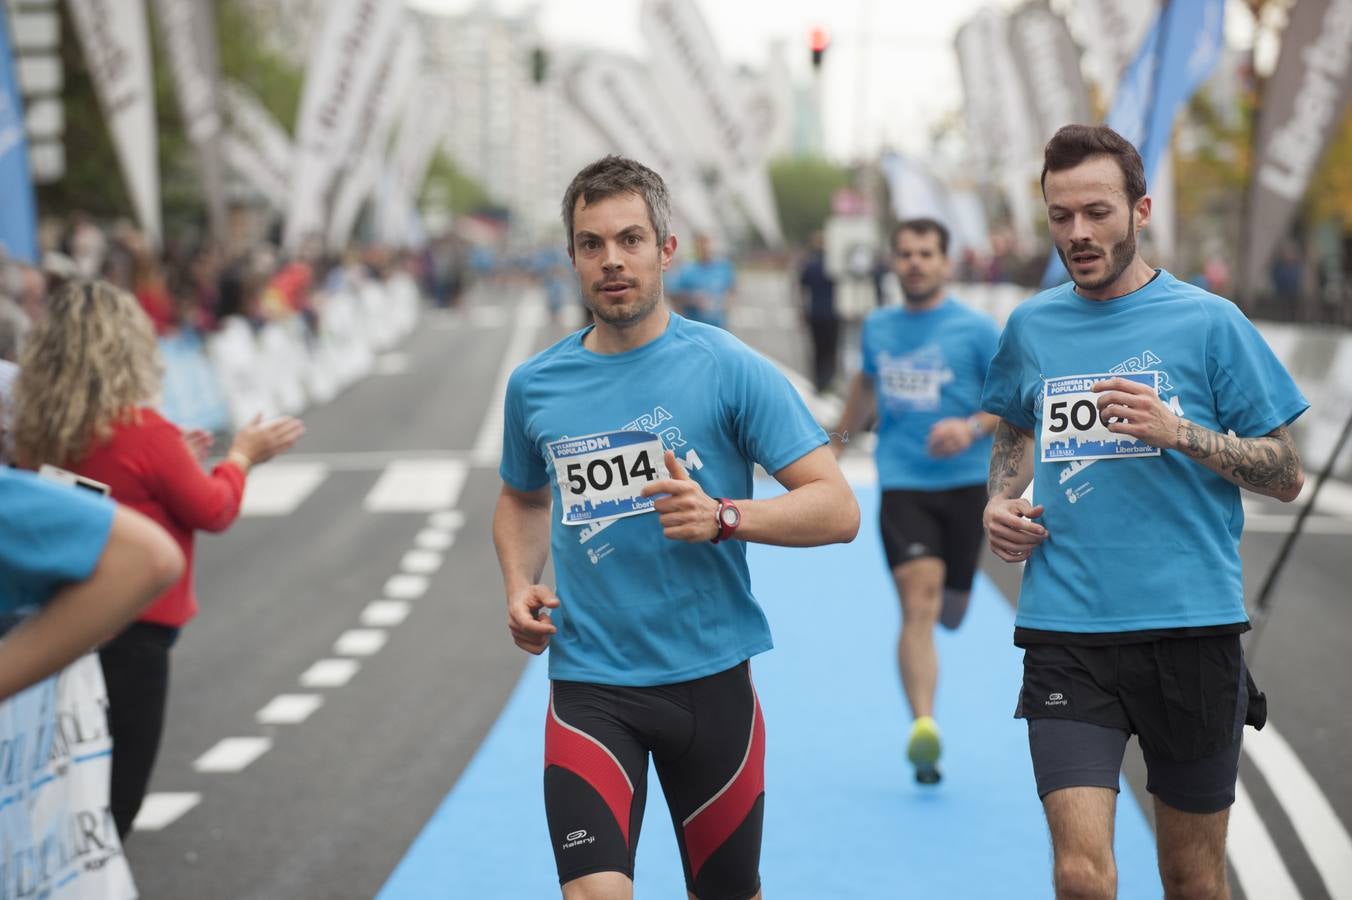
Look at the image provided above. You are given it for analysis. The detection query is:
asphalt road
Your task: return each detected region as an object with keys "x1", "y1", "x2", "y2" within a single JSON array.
[{"x1": 125, "y1": 273, "x2": 1351, "y2": 900}]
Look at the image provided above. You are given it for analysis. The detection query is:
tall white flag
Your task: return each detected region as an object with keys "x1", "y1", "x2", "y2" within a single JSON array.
[
  {"x1": 283, "y1": 0, "x2": 403, "y2": 251},
  {"x1": 67, "y1": 0, "x2": 161, "y2": 244},
  {"x1": 222, "y1": 81, "x2": 293, "y2": 210},
  {"x1": 375, "y1": 70, "x2": 453, "y2": 245}
]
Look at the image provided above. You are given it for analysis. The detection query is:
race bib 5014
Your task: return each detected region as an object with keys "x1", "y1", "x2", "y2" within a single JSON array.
[
  {"x1": 548, "y1": 430, "x2": 669, "y2": 526},
  {"x1": 1040, "y1": 372, "x2": 1161, "y2": 462}
]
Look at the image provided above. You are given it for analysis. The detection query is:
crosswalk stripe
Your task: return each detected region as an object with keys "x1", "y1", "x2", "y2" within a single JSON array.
[
  {"x1": 133, "y1": 793, "x2": 202, "y2": 831},
  {"x1": 239, "y1": 463, "x2": 329, "y2": 517},
  {"x1": 194, "y1": 737, "x2": 272, "y2": 773},
  {"x1": 384, "y1": 574, "x2": 429, "y2": 600},
  {"x1": 400, "y1": 550, "x2": 444, "y2": 574},
  {"x1": 361, "y1": 600, "x2": 411, "y2": 627},
  {"x1": 256, "y1": 694, "x2": 324, "y2": 725},
  {"x1": 415, "y1": 529, "x2": 455, "y2": 550},
  {"x1": 334, "y1": 629, "x2": 388, "y2": 656},
  {"x1": 300, "y1": 659, "x2": 360, "y2": 688},
  {"x1": 363, "y1": 460, "x2": 468, "y2": 513},
  {"x1": 428, "y1": 510, "x2": 465, "y2": 531}
]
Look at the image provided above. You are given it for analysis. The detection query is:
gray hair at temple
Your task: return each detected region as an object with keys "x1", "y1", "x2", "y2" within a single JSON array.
[{"x1": 560, "y1": 155, "x2": 672, "y2": 254}]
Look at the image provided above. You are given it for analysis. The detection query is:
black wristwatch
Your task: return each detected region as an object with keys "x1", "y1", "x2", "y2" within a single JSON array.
[{"x1": 712, "y1": 498, "x2": 741, "y2": 543}]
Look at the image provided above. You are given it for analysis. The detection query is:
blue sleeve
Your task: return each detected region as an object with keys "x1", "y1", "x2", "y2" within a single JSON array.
[
  {"x1": 0, "y1": 469, "x2": 116, "y2": 611},
  {"x1": 1207, "y1": 302, "x2": 1309, "y2": 436},
  {"x1": 498, "y1": 367, "x2": 550, "y2": 491},
  {"x1": 725, "y1": 348, "x2": 827, "y2": 473},
  {"x1": 860, "y1": 315, "x2": 878, "y2": 377},
  {"x1": 980, "y1": 310, "x2": 1036, "y2": 430}
]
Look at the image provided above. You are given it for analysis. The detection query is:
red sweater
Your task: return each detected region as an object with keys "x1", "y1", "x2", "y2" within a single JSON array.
[{"x1": 75, "y1": 408, "x2": 245, "y2": 628}]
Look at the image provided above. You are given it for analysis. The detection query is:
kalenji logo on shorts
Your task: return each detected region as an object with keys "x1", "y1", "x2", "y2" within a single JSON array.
[
  {"x1": 1045, "y1": 692, "x2": 1068, "y2": 707},
  {"x1": 562, "y1": 829, "x2": 595, "y2": 850}
]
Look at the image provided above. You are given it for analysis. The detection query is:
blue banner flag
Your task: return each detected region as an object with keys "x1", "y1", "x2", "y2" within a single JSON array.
[
  {"x1": 1042, "y1": 0, "x2": 1225, "y2": 288},
  {"x1": 0, "y1": 11, "x2": 37, "y2": 264}
]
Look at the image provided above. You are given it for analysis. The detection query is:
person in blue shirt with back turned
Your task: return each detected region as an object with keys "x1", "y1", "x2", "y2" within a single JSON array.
[
  {"x1": 667, "y1": 232, "x2": 735, "y2": 329},
  {"x1": 830, "y1": 218, "x2": 1001, "y2": 786},
  {"x1": 493, "y1": 155, "x2": 859, "y2": 900},
  {"x1": 981, "y1": 124, "x2": 1308, "y2": 900}
]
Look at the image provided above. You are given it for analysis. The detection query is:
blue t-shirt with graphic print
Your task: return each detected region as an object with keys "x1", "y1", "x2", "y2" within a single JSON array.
[
  {"x1": 979, "y1": 270, "x2": 1309, "y2": 633},
  {"x1": 861, "y1": 298, "x2": 1000, "y2": 491},
  {"x1": 500, "y1": 313, "x2": 827, "y2": 686}
]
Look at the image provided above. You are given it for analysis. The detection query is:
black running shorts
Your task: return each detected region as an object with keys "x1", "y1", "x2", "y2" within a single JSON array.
[
  {"x1": 879, "y1": 485, "x2": 987, "y2": 590},
  {"x1": 544, "y1": 662, "x2": 764, "y2": 900},
  {"x1": 1018, "y1": 635, "x2": 1255, "y2": 813}
]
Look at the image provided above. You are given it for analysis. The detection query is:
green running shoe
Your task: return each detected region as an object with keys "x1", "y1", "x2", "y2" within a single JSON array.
[{"x1": 907, "y1": 716, "x2": 942, "y2": 785}]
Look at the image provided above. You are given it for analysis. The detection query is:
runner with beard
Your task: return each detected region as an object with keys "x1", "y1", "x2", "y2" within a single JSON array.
[
  {"x1": 830, "y1": 218, "x2": 1000, "y2": 785},
  {"x1": 493, "y1": 155, "x2": 859, "y2": 900},
  {"x1": 981, "y1": 124, "x2": 1308, "y2": 899}
]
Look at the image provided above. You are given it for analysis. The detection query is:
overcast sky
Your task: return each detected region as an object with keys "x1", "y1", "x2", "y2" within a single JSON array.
[{"x1": 407, "y1": 0, "x2": 1266, "y2": 161}]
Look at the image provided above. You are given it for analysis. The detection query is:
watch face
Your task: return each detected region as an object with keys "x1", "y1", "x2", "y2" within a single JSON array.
[{"x1": 720, "y1": 504, "x2": 740, "y2": 527}]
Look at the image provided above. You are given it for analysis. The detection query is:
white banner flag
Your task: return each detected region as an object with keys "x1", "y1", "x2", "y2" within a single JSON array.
[
  {"x1": 283, "y1": 0, "x2": 403, "y2": 251},
  {"x1": 222, "y1": 132, "x2": 289, "y2": 210},
  {"x1": 329, "y1": 28, "x2": 420, "y2": 249},
  {"x1": 640, "y1": 0, "x2": 783, "y2": 246},
  {"x1": 67, "y1": 0, "x2": 161, "y2": 244},
  {"x1": 375, "y1": 69, "x2": 452, "y2": 245},
  {"x1": 564, "y1": 53, "x2": 720, "y2": 241}
]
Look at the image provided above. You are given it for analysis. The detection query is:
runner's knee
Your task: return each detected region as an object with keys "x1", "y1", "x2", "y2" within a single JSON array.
[{"x1": 1053, "y1": 853, "x2": 1115, "y2": 900}]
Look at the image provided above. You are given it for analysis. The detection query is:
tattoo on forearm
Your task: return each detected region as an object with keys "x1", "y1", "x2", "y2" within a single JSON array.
[
  {"x1": 988, "y1": 422, "x2": 1026, "y2": 498},
  {"x1": 1175, "y1": 423, "x2": 1301, "y2": 496}
]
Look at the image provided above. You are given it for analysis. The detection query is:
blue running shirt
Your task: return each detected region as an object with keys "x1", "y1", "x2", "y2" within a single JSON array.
[
  {"x1": 500, "y1": 314, "x2": 827, "y2": 686},
  {"x1": 861, "y1": 298, "x2": 1001, "y2": 490},
  {"x1": 668, "y1": 259, "x2": 735, "y2": 328},
  {"x1": 980, "y1": 271, "x2": 1309, "y2": 633}
]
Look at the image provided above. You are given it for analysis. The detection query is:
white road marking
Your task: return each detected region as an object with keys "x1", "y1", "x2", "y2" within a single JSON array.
[
  {"x1": 383, "y1": 574, "x2": 429, "y2": 599},
  {"x1": 373, "y1": 352, "x2": 410, "y2": 375},
  {"x1": 415, "y1": 528, "x2": 455, "y2": 550},
  {"x1": 239, "y1": 463, "x2": 329, "y2": 516},
  {"x1": 194, "y1": 737, "x2": 272, "y2": 773},
  {"x1": 1300, "y1": 478, "x2": 1352, "y2": 518},
  {"x1": 256, "y1": 694, "x2": 324, "y2": 725},
  {"x1": 1228, "y1": 779, "x2": 1302, "y2": 900},
  {"x1": 361, "y1": 600, "x2": 411, "y2": 627},
  {"x1": 364, "y1": 460, "x2": 468, "y2": 512},
  {"x1": 1244, "y1": 723, "x2": 1352, "y2": 900},
  {"x1": 473, "y1": 298, "x2": 545, "y2": 466},
  {"x1": 263, "y1": 451, "x2": 472, "y2": 471},
  {"x1": 400, "y1": 549, "x2": 444, "y2": 574},
  {"x1": 334, "y1": 629, "x2": 388, "y2": 656},
  {"x1": 133, "y1": 793, "x2": 202, "y2": 831},
  {"x1": 428, "y1": 510, "x2": 465, "y2": 531},
  {"x1": 300, "y1": 658, "x2": 360, "y2": 688}
]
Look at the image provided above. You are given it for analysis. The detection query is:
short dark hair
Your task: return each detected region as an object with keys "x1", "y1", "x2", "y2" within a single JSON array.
[
  {"x1": 893, "y1": 218, "x2": 950, "y2": 256},
  {"x1": 1041, "y1": 124, "x2": 1146, "y2": 203},
  {"x1": 561, "y1": 156, "x2": 672, "y2": 253}
]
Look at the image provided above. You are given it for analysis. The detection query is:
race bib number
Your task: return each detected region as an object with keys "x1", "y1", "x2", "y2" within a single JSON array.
[
  {"x1": 878, "y1": 359, "x2": 943, "y2": 410},
  {"x1": 1041, "y1": 372, "x2": 1161, "y2": 462},
  {"x1": 548, "y1": 430, "x2": 669, "y2": 526}
]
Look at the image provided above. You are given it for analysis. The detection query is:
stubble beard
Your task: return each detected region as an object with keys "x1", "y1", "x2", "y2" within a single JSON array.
[
  {"x1": 585, "y1": 277, "x2": 662, "y2": 329},
  {"x1": 1061, "y1": 210, "x2": 1137, "y2": 292}
]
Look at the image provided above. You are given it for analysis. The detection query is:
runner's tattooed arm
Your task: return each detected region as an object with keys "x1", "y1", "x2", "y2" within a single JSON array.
[
  {"x1": 988, "y1": 420, "x2": 1035, "y2": 499},
  {"x1": 1174, "y1": 423, "x2": 1305, "y2": 502}
]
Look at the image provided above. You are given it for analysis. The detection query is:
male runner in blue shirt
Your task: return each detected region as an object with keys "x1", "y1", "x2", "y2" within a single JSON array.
[
  {"x1": 982, "y1": 124, "x2": 1307, "y2": 900},
  {"x1": 493, "y1": 155, "x2": 859, "y2": 900},
  {"x1": 667, "y1": 233, "x2": 735, "y2": 329},
  {"x1": 832, "y1": 218, "x2": 1000, "y2": 785}
]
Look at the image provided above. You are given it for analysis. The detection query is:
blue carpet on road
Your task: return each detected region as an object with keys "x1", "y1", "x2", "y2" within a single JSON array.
[{"x1": 379, "y1": 486, "x2": 1159, "y2": 898}]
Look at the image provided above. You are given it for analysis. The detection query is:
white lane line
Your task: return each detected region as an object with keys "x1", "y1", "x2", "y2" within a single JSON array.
[
  {"x1": 133, "y1": 792, "x2": 202, "y2": 831},
  {"x1": 373, "y1": 352, "x2": 410, "y2": 375},
  {"x1": 384, "y1": 574, "x2": 429, "y2": 599},
  {"x1": 256, "y1": 694, "x2": 324, "y2": 725},
  {"x1": 472, "y1": 298, "x2": 545, "y2": 466},
  {"x1": 1245, "y1": 723, "x2": 1352, "y2": 900},
  {"x1": 1300, "y1": 478, "x2": 1352, "y2": 518},
  {"x1": 400, "y1": 549, "x2": 444, "y2": 574},
  {"x1": 239, "y1": 463, "x2": 329, "y2": 517},
  {"x1": 415, "y1": 528, "x2": 455, "y2": 550},
  {"x1": 361, "y1": 600, "x2": 411, "y2": 627},
  {"x1": 334, "y1": 629, "x2": 387, "y2": 656},
  {"x1": 364, "y1": 460, "x2": 469, "y2": 512},
  {"x1": 263, "y1": 451, "x2": 473, "y2": 471},
  {"x1": 1228, "y1": 779, "x2": 1302, "y2": 900},
  {"x1": 300, "y1": 658, "x2": 360, "y2": 688},
  {"x1": 1243, "y1": 514, "x2": 1352, "y2": 535},
  {"x1": 428, "y1": 510, "x2": 465, "y2": 531},
  {"x1": 194, "y1": 737, "x2": 272, "y2": 773}
]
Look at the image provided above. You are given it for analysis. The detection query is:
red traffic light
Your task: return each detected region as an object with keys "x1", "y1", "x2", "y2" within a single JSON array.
[{"x1": 809, "y1": 26, "x2": 831, "y2": 53}]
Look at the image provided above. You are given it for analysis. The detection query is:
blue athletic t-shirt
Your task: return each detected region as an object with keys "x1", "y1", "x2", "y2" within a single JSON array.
[
  {"x1": 861, "y1": 298, "x2": 1000, "y2": 490},
  {"x1": 0, "y1": 468, "x2": 116, "y2": 613},
  {"x1": 668, "y1": 259, "x2": 735, "y2": 328},
  {"x1": 500, "y1": 314, "x2": 827, "y2": 686},
  {"x1": 980, "y1": 270, "x2": 1309, "y2": 633}
]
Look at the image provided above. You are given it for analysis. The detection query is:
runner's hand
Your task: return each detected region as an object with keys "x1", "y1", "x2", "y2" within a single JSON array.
[
  {"x1": 984, "y1": 497, "x2": 1047, "y2": 563},
  {"x1": 506, "y1": 584, "x2": 559, "y2": 655},
  {"x1": 1092, "y1": 377, "x2": 1178, "y2": 449},
  {"x1": 927, "y1": 418, "x2": 973, "y2": 458},
  {"x1": 641, "y1": 451, "x2": 719, "y2": 542}
]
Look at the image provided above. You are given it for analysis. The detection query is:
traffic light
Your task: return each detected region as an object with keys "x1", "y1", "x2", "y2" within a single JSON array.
[
  {"x1": 809, "y1": 26, "x2": 830, "y2": 70},
  {"x1": 530, "y1": 47, "x2": 548, "y2": 85}
]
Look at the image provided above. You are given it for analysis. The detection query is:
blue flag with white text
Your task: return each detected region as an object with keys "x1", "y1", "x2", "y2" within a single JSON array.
[
  {"x1": 0, "y1": 12, "x2": 38, "y2": 264},
  {"x1": 1042, "y1": 0, "x2": 1225, "y2": 288}
]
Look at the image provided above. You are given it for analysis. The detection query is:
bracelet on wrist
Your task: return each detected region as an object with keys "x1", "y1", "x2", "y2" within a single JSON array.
[{"x1": 227, "y1": 450, "x2": 253, "y2": 471}]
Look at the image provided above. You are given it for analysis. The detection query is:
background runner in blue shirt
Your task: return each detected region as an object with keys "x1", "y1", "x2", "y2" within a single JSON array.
[
  {"x1": 494, "y1": 156, "x2": 858, "y2": 900},
  {"x1": 666, "y1": 233, "x2": 735, "y2": 329},
  {"x1": 980, "y1": 125, "x2": 1308, "y2": 900},
  {"x1": 832, "y1": 218, "x2": 1000, "y2": 785}
]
